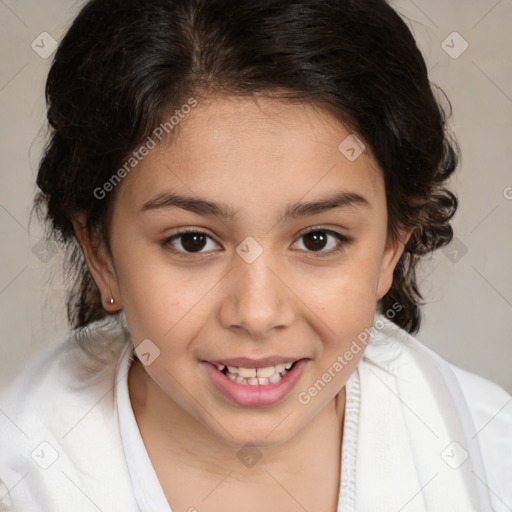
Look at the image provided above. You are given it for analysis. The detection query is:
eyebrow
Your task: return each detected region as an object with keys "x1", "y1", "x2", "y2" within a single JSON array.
[{"x1": 140, "y1": 190, "x2": 370, "y2": 222}]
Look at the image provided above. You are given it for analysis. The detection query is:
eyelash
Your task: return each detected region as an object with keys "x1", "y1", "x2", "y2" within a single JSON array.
[{"x1": 161, "y1": 227, "x2": 353, "y2": 259}]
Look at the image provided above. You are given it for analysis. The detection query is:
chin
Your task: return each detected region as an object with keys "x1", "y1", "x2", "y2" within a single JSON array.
[{"x1": 204, "y1": 414, "x2": 301, "y2": 450}]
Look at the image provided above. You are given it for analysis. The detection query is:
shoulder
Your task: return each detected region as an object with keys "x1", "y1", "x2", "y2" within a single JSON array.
[
  {"x1": 374, "y1": 313, "x2": 511, "y2": 416},
  {"x1": 448, "y1": 363, "x2": 512, "y2": 508},
  {"x1": 0, "y1": 313, "x2": 136, "y2": 511},
  {"x1": 374, "y1": 314, "x2": 512, "y2": 507},
  {"x1": 380, "y1": 313, "x2": 512, "y2": 436},
  {"x1": 449, "y1": 362, "x2": 512, "y2": 423},
  {"x1": 0, "y1": 314, "x2": 128, "y2": 424}
]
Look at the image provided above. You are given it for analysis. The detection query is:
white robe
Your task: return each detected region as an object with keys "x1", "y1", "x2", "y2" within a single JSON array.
[{"x1": 0, "y1": 311, "x2": 510, "y2": 511}]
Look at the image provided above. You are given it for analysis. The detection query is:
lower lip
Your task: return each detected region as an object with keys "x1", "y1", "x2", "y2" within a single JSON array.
[{"x1": 201, "y1": 360, "x2": 308, "y2": 407}]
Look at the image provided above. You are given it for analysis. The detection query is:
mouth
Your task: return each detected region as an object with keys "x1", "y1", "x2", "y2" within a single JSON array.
[
  {"x1": 213, "y1": 359, "x2": 299, "y2": 384},
  {"x1": 201, "y1": 358, "x2": 308, "y2": 407}
]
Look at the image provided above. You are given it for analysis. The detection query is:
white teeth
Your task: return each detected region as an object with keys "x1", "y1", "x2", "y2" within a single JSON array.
[
  {"x1": 269, "y1": 373, "x2": 282, "y2": 384},
  {"x1": 218, "y1": 360, "x2": 298, "y2": 386},
  {"x1": 238, "y1": 367, "x2": 257, "y2": 378},
  {"x1": 256, "y1": 366, "x2": 276, "y2": 378}
]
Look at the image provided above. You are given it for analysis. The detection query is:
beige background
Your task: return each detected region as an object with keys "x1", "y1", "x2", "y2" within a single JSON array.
[{"x1": 0, "y1": 0, "x2": 511, "y2": 392}]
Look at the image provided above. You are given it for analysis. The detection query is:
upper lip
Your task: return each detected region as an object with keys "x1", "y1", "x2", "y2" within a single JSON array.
[{"x1": 205, "y1": 356, "x2": 306, "y2": 368}]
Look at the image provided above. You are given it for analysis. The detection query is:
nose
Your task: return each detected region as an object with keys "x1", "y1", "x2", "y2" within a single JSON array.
[{"x1": 218, "y1": 251, "x2": 295, "y2": 339}]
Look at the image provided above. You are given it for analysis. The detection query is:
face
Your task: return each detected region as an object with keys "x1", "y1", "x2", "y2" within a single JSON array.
[{"x1": 76, "y1": 95, "x2": 410, "y2": 447}]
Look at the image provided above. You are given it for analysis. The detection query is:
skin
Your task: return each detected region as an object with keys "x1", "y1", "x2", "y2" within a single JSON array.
[{"x1": 73, "y1": 94, "x2": 412, "y2": 511}]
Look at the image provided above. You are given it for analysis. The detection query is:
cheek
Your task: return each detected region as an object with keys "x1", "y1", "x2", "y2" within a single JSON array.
[
  {"x1": 293, "y1": 242, "x2": 383, "y2": 370},
  {"x1": 300, "y1": 243, "x2": 382, "y2": 320},
  {"x1": 115, "y1": 253, "x2": 219, "y2": 368},
  {"x1": 115, "y1": 239, "x2": 195, "y2": 313}
]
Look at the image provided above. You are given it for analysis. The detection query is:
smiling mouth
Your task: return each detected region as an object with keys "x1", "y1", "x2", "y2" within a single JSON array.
[
  {"x1": 202, "y1": 358, "x2": 308, "y2": 407},
  {"x1": 213, "y1": 360, "x2": 301, "y2": 386}
]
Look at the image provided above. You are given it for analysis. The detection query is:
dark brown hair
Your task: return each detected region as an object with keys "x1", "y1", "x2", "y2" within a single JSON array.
[{"x1": 32, "y1": 0, "x2": 459, "y2": 336}]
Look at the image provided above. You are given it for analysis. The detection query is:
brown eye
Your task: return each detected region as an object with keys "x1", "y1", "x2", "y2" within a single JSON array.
[
  {"x1": 161, "y1": 227, "x2": 353, "y2": 259},
  {"x1": 162, "y1": 229, "x2": 220, "y2": 256},
  {"x1": 293, "y1": 228, "x2": 352, "y2": 257}
]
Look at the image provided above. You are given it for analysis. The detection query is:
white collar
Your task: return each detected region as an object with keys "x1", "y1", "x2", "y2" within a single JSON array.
[{"x1": 115, "y1": 343, "x2": 173, "y2": 511}]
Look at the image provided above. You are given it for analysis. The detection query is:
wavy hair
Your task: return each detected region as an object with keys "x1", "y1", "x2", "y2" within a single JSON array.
[{"x1": 33, "y1": 0, "x2": 459, "y2": 337}]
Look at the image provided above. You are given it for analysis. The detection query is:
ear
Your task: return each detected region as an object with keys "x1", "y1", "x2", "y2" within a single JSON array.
[
  {"x1": 376, "y1": 226, "x2": 414, "y2": 301},
  {"x1": 71, "y1": 213, "x2": 122, "y2": 312}
]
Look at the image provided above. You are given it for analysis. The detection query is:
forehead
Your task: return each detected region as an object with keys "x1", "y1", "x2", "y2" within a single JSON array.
[{"x1": 115, "y1": 94, "x2": 384, "y2": 217}]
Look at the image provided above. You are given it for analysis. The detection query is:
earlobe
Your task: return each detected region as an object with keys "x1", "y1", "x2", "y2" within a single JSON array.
[
  {"x1": 376, "y1": 227, "x2": 414, "y2": 301},
  {"x1": 71, "y1": 214, "x2": 122, "y2": 312}
]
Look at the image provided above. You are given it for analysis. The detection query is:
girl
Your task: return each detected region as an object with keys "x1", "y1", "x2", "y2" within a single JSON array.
[{"x1": 1, "y1": 0, "x2": 510, "y2": 511}]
